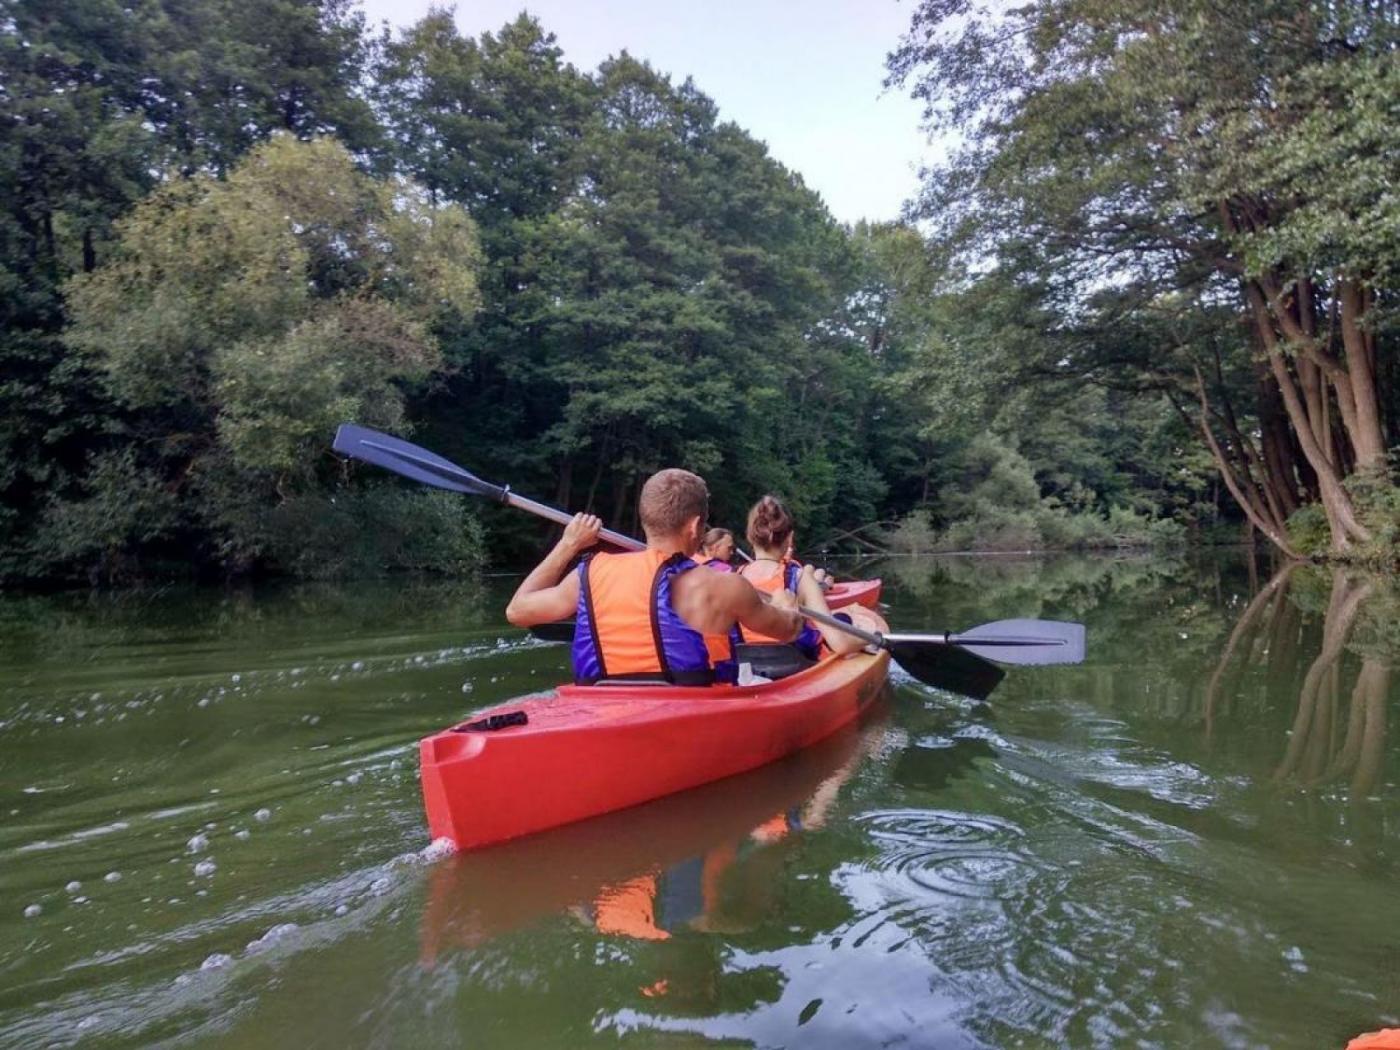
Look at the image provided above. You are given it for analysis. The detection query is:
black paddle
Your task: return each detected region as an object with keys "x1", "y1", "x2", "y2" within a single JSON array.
[{"x1": 333, "y1": 424, "x2": 1086, "y2": 699}]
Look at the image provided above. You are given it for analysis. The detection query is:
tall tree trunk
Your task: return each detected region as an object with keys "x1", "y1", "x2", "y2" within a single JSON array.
[
  {"x1": 1246, "y1": 282, "x2": 1371, "y2": 552},
  {"x1": 1337, "y1": 279, "x2": 1388, "y2": 471},
  {"x1": 1257, "y1": 364, "x2": 1301, "y2": 518}
]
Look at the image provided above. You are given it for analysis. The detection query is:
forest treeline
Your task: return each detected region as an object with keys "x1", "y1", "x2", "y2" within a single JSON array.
[{"x1": 1, "y1": 0, "x2": 1395, "y2": 585}]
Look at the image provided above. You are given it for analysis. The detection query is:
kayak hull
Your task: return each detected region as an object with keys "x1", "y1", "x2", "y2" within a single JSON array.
[
  {"x1": 420, "y1": 606, "x2": 892, "y2": 850},
  {"x1": 825, "y1": 577, "x2": 881, "y2": 610}
]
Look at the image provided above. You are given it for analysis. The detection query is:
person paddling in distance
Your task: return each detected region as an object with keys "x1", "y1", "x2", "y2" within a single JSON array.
[
  {"x1": 505, "y1": 470, "x2": 805, "y2": 685},
  {"x1": 693, "y1": 527, "x2": 736, "y2": 572},
  {"x1": 737, "y1": 496, "x2": 864, "y2": 660}
]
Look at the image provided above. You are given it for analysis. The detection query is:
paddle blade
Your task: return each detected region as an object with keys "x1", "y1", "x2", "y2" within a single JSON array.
[
  {"x1": 949, "y1": 619, "x2": 1085, "y2": 666},
  {"x1": 527, "y1": 622, "x2": 575, "y2": 644},
  {"x1": 887, "y1": 639, "x2": 1005, "y2": 702},
  {"x1": 333, "y1": 424, "x2": 508, "y2": 502}
]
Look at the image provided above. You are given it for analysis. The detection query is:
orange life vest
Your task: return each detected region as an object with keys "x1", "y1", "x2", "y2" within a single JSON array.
[
  {"x1": 573, "y1": 549, "x2": 734, "y2": 685},
  {"x1": 736, "y1": 558, "x2": 823, "y2": 657}
]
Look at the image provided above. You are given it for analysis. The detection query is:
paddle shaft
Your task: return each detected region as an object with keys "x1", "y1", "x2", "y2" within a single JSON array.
[{"x1": 504, "y1": 490, "x2": 642, "y2": 553}]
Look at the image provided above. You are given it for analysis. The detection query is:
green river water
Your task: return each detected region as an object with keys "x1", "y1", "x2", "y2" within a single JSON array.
[{"x1": 2, "y1": 553, "x2": 1398, "y2": 1049}]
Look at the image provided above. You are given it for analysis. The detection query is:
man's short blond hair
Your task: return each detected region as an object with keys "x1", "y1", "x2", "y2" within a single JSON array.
[{"x1": 639, "y1": 469, "x2": 709, "y2": 536}]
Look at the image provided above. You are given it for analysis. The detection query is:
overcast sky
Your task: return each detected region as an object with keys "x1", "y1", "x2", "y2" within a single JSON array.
[{"x1": 357, "y1": 0, "x2": 940, "y2": 225}]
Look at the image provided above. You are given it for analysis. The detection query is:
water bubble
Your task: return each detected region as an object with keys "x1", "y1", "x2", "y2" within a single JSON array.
[
  {"x1": 65, "y1": 880, "x2": 82, "y2": 894},
  {"x1": 194, "y1": 859, "x2": 217, "y2": 877},
  {"x1": 201, "y1": 952, "x2": 233, "y2": 971},
  {"x1": 346, "y1": 772, "x2": 362, "y2": 786},
  {"x1": 460, "y1": 682, "x2": 474, "y2": 694},
  {"x1": 104, "y1": 871, "x2": 122, "y2": 883},
  {"x1": 351, "y1": 661, "x2": 364, "y2": 672},
  {"x1": 335, "y1": 904, "x2": 349, "y2": 917},
  {"x1": 423, "y1": 837, "x2": 457, "y2": 862},
  {"x1": 254, "y1": 808, "x2": 272, "y2": 823},
  {"x1": 235, "y1": 829, "x2": 250, "y2": 841},
  {"x1": 231, "y1": 674, "x2": 241, "y2": 684},
  {"x1": 187, "y1": 833, "x2": 209, "y2": 853},
  {"x1": 23, "y1": 904, "x2": 41, "y2": 918},
  {"x1": 246, "y1": 922, "x2": 299, "y2": 954}
]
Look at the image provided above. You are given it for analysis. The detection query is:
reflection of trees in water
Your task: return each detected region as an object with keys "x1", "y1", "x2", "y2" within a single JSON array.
[
  {"x1": 1206, "y1": 564, "x2": 1396, "y2": 796},
  {"x1": 876, "y1": 552, "x2": 1194, "y2": 622},
  {"x1": 0, "y1": 578, "x2": 496, "y2": 661}
]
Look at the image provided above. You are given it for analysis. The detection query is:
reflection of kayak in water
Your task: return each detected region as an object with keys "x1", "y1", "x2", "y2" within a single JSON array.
[
  {"x1": 420, "y1": 606, "x2": 891, "y2": 850},
  {"x1": 419, "y1": 710, "x2": 888, "y2": 963}
]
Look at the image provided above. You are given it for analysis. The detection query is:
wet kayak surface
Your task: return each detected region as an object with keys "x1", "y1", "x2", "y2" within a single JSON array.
[{"x1": 2, "y1": 554, "x2": 1398, "y2": 1049}]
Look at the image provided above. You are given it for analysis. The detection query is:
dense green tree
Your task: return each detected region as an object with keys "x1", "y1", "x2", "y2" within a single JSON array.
[
  {"x1": 377, "y1": 16, "x2": 862, "y2": 546},
  {"x1": 0, "y1": 0, "x2": 386, "y2": 580},
  {"x1": 58, "y1": 136, "x2": 481, "y2": 579}
]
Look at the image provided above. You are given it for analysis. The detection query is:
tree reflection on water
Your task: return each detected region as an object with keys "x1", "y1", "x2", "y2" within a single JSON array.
[{"x1": 1207, "y1": 562, "x2": 1397, "y2": 796}]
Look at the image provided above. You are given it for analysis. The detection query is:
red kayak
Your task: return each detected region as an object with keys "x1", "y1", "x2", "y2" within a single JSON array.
[
  {"x1": 420, "y1": 605, "x2": 892, "y2": 850},
  {"x1": 420, "y1": 714, "x2": 887, "y2": 958},
  {"x1": 825, "y1": 577, "x2": 881, "y2": 610}
]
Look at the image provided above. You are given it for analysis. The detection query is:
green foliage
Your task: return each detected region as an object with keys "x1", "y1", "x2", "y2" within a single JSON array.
[
  {"x1": 35, "y1": 449, "x2": 181, "y2": 583},
  {"x1": 0, "y1": 0, "x2": 385, "y2": 580},
  {"x1": 1345, "y1": 466, "x2": 1400, "y2": 570},
  {"x1": 1286, "y1": 504, "x2": 1333, "y2": 559},
  {"x1": 1287, "y1": 471, "x2": 1400, "y2": 568},
  {"x1": 258, "y1": 488, "x2": 485, "y2": 580},
  {"x1": 54, "y1": 136, "x2": 481, "y2": 581},
  {"x1": 879, "y1": 435, "x2": 1185, "y2": 553},
  {"x1": 888, "y1": 0, "x2": 1398, "y2": 559},
  {"x1": 5, "y1": 4, "x2": 1388, "y2": 587}
]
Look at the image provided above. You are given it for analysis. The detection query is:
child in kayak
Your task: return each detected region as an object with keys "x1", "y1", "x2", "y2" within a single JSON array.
[
  {"x1": 693, "y1": 528, "x2": 736, "y2": 572},
  {"x1": 736, "y1": 495, "x2": 864, "y2": 661},
  {"x1": 505, "y1": 470, "x2": 806, "y2": 685}
]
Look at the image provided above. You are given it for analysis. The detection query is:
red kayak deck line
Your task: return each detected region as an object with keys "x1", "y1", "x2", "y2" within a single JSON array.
[{"x1": 420, "y1": 605, "x2": 892, "y2": 850}]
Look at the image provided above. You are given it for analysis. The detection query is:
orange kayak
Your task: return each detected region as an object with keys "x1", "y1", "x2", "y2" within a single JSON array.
[{"x1": 420, "y1": 605, "x2": 892, "y2": 850}]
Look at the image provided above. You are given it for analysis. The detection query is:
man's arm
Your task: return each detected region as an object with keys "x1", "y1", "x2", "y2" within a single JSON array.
[{"x1": 505, "y1": 513, "x2": 600, "y2": 627}]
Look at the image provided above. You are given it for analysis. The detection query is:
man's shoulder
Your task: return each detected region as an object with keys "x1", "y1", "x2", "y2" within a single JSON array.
[{"x1": 682, "y1": 562, "x2": 753, "y2": 602}]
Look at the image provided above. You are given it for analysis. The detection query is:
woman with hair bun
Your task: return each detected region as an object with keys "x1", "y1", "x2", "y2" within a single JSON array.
[
  {"x1": 693, "y1": 527, "x2": 736, "y2": 572},
  {"x1": 736, "y1": 496, "x2": 864, "y2": 661}
]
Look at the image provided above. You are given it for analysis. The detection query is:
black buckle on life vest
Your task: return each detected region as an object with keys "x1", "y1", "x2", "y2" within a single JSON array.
[{"x1": 452, "y1": 710, "x2": 528, "y2": 732}]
